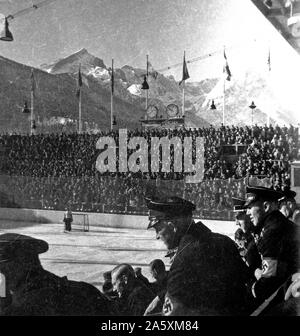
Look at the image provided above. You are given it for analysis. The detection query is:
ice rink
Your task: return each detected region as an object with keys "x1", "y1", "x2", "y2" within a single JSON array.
[{"x1": 0, "y1": 218, "x2": 236, "y2": 291}]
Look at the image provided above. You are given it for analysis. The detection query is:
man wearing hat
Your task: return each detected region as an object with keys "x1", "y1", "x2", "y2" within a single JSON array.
[
  {"x1": 146, "y1": 195, "x2": 253, "y2": 315},
  {"x1": 232, "y1": 197, "x2": 261, "y2": 275},
  {"x1": 233, "y1": 197, "x2": 254, "y2": 234},
  {"x1": 244, "y1": 186, "x2": 299, "y2": 307},
  {"x1": 278, "y1": 189, "x2": 300, "y2": 225},
  {"x1": 0, "y1": 233, "x2": 111, "y2": 315}
]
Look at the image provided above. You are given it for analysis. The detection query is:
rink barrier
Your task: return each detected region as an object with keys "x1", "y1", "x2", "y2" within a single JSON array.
[{"x1": 0, "y1": 207, "x2": 236, "y2": 233}]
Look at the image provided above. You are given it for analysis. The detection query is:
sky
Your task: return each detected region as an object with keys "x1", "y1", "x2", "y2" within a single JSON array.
[
  {"x1": 0, "y1": 0, "x2": 300, "y2": 123},
  {"x1": 0, "y1": 0, "x2": 292, "y2": 77}
]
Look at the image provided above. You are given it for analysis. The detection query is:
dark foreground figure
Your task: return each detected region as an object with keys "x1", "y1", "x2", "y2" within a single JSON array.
[
  {"x1": 243, "y1": 186, "x2": 299, "y2": 307},
  {"x1": 146, "y1": 195, "x2": 254, "y2": 316},
  {"x1": 0, "y1": 233, "x2": 111, "y2": 316}
]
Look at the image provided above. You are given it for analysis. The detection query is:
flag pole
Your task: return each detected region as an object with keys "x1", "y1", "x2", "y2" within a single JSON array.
[
  {"x1": 182, "y1": 81, "x2": 185, "y2": 117},
  {"x1": 30, "y1": 87, "x2": 34, "y2": 135},
  {"x1": 30, "y1": 69, "x2": 35, "y2": 135},
  {"x1": 78, "y1": 89, "x2": 82, "y2": 133},
  {"x1": 111, "y1": 58, "x2": 114, "y2": 131},
  {"x1": 146, "y1": 54, "x2": 149, "y2": 110},
  {"x1": 267, "y1": 46, "x2": 271, "y2": 127},
  {"x1": 223, "y1": 76, "x2": 225, "y2": 126},
  {"x1": 222, "y1": 46, "x2": 226, "y2": 126},
  {"x1": 77, "y1": 64, "x2": 82, "y2": 134},
  {"x1": 182, "y1": 51, "x2": 186, "y2": 117}
]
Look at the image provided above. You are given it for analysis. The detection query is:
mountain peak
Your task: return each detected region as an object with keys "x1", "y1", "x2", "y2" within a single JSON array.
[
  {"x1": 73, "y1": 48, "x2": 89, "y2": 56},
  {"x1": 45, "y1": 49, "x2": 106, "y2": 75}
]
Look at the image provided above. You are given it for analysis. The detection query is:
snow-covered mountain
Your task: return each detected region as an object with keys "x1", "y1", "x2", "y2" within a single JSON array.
[
  {"x1": 40, "y1": 48, "x2": 106, "y2": 75},
  {"x1": 40, "y1": 49, "x2": 209, "y2": 128},
  {"x1": 41, "y1": 48, "x2": 298, "y2": 127},
  {"x1": 191, "y1": 71, "x2": 293, "y2": 126},
  {"x1": 0, "y1": 47, "x2": 297, "y2": 134}
]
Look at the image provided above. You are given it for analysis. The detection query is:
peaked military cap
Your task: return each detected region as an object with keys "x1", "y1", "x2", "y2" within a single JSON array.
[
  {"x1": 279, "y1": 189, "x2": 297, "y2": 202},
  {"x1": 232, "y1": 197, "x2": 246, "y2": 212},
  {"x1": 0, "y1": 233, "x2": 48, "y2": 263},
  {"x1": 243, "y1": 186, "x2": 284, "y2": 208},
  {"x1": 145, "y1": 195, "x2": 196, "y2": 229}
]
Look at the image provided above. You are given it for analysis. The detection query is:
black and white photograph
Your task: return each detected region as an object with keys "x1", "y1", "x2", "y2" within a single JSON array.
[{"x1": 0, "y1": 0, "x2": 299, "y2": 322}]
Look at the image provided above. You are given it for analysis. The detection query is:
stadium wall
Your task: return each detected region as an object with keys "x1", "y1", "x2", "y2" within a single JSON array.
[{"x1": 0, "y1": 207, "x2": 236, "y2": 234}]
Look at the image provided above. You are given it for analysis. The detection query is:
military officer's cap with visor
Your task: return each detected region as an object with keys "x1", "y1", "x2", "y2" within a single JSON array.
[{"x1": 145, "y1": 195, "x2": 196, "y2": 229}]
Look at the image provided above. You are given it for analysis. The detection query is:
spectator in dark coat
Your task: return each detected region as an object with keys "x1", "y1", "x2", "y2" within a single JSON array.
[
  {"x1": 134, "y1": 267, "x2": 150, "y2": 287},
  {"x1": 149, "y1": 259, "x2": 168, "y2": 296},
  {"x1": 143, "y1": 259, "x2": 169, "y2": 316},
  {"x1": 232, "y1": 197, "x2": 261, "y2": 275},
  {"x1": 0, "y1": 233, "x2": 111, "y2": 316},
  {"x1": 279, "y1": 189, "x2": 300, "y2": 226},
  {"x1": 111, "y1": 264, "x2": 155, "y2": 316},
  {"x1": 146, "y1": 195, "x2": 253, "y2": 316},
  {"x1": 245, "y1": 186, "x2": 300, "y2": 307}
]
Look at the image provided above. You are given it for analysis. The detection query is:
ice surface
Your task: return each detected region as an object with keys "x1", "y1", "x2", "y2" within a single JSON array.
[{"x1": 0, "y1": 219, "x2": 236, "y2": 290}]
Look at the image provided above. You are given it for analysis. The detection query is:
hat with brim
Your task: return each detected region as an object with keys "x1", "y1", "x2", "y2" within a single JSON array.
[
  {"x1": 145, "y1": 196, "x2": 196, "y2": 229},
  {"x1": 0, "y1": 233, "x2": 48, "y2": 263},
  {"x1": 243, "y1": 186, "x2": 284, "y2": 208},
  {"x1": 232, "y1": 197, "x2": 246, "y2": 212},
  {"x1": 278, "y1": 189, "x2": 297, "y2": 202}
]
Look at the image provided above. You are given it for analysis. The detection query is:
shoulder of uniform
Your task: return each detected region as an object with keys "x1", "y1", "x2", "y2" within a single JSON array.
[
  {"x1": 66, "y1": 279, "x2": 102, "y2": 294},
  {"x1": 264, "y1": 210, "x2": 286, "y2": 228},
  {"x1": 211, "y1": 231, "x2": 236, "y2": 247}
]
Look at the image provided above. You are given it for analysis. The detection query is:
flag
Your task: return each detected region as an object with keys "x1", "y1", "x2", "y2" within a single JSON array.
[
  {"x1": 267, "y1": 48, "x2": 271, "y2": 72},
  {"x1": 147, "y1": 61, "x2": 158, "y2": 79},
  {"x1": 76, "y1": 65, "x2": 83, "y2": 98},
  {"x1": 223, "y1": 50, "x2": 232, "y2": 81},
  {"x1": 179, "y1": 53, "x2": 190, "y2": 85},
  {"x1": 141, "y1": 75, "x2": 149, "y2": 90},
  {"x1": 30, "y1": 68, "x2": 36, "y2": 96}
]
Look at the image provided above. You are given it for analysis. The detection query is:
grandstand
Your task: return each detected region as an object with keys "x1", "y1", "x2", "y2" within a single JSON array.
[
  {"x1": 0, "y1": 124, "x2": 298, "y2": 221},
  {"x1": 1, "y1": 0, "x2": 300, "y2": 318}
]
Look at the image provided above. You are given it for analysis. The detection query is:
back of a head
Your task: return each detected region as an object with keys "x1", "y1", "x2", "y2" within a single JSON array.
[{"x1": 149, "y1": 259, "x2": 166, "y2": 276}]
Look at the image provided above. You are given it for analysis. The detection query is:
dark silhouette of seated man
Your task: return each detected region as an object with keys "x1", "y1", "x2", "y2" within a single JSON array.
[
  {"x1": 146, "y1": 195, "x2": 253, "y2": 316},
  {"x1": 149, "y1": 259, "x2": 168, "y2": 296},
  {"x1": 0, "y1": 233, "x2": 111, "y2": 316}
]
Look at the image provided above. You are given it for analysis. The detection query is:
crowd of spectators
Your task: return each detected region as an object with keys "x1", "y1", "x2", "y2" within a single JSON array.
[{"x1": 0, "y1": 124, "x2": 298, "y2": 219}]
